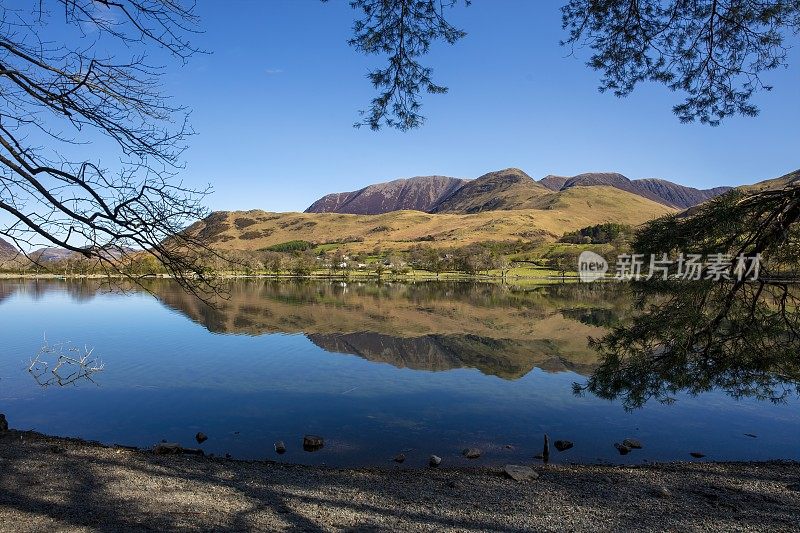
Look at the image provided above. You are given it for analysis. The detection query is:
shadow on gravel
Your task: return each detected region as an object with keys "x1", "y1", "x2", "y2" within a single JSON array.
[{"x1": 1, "y1": 431, "x2": 799, "y2": 532}]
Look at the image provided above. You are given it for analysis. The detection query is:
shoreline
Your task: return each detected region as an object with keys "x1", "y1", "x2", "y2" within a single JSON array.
[
  {"x1": 0, "y1": 271, "x2": 583, "y2": 283},
  {"x1": 1, "y1": 429, "x2": 798, "y2": 531}
]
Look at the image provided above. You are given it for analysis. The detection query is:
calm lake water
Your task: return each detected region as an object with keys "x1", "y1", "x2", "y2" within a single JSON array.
[{"x1": 0, "y1": 279, "x2": 797, "y2": 467}]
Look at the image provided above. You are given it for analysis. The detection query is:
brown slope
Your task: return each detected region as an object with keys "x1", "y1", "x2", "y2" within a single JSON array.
[
  {"x1": 430, "y1": 168, "x2": 552, "y2": 213},
  {"x1": 304, "y1": 175, "x2": 467, "y2": 214},
  {"x1": 738, "y1": 168, "x2": 800, "y2": 193}
]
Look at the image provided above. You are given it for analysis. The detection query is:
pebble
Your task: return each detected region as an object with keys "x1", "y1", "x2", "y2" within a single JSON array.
[
  {"x1": 504, "y1": 464, "x2": 539, "y2": 482},
  {"x1": 429, "y1": 455, "x2": 442, "y2": 468},
  {"x1": 622, "y1": 438, "x2": 642, "y2": 449},
  {"x1": 393, "y1": 453, "x2": 405, "y2": 463},
  {"x1": 195, "y1": 432, "x2": 208, "y2": 444},
  {"x1": 462, "y1": 448, "x2": 481, "y2": 459},
  {"x1": 652, "y1": 486, "x2": 672, "y2": 498},
  {"x1": 274, "y1": 441, "x2": 286, "y2": 454},
  {"x1": 690, "y1": 452, "x2": 706, "y2": 458},
  {"x1": 554, "y1": 440, "x2": 574, "y2": 452}
]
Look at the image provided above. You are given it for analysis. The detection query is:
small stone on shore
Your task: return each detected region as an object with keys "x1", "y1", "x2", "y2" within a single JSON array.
[
  {"x1": 195, "y1": 432, "x2": 208, "y2": 444},
  {"x1": 429, "y1": 455, "x2": 442, "y2": 468},
  {"x1": 303, "y1": 435, "x2": 324, "y2": 452},
  {"x1": 462, "y1": 448, "x2": 481, "y2": 459},
  {"x1": 652, "y1": 486, "x2": 672, "y2": 498},
  {"x1": 623, "y1": 438, "x2": 642, "y2": 449},
  {"x1": 690, "y1": 452, "x2": 706, "y2": 458},
  {"x1": 274, "y1": 441, "x2": 286, "y2": 454},
  {"x1": 504, "y1": 465, "x2": 539, "y2": 482},
  {"x1": 554, "y1": 440, "x2": 573, "y2": 452},
  {"x1": 393, "y1": 453, "x2": 405, "y2": 463}
]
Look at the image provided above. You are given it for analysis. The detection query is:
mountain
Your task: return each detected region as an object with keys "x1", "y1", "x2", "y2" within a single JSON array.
[
  {"x1": 304, "y1": 175, "x2": 467, "y2": 214},
  {"x1": 0, "y1": 237, "x2": 19, "y2": 264},
  {"x1": 0, "y1": 236, "x2": 16, "y2": 257},
  {"x1": 632, "y1": 179, "x2": 731, "y2": 208},
  {"x1": 30, "y1": 247, "x2": 76, "y2": 263},
  {"x1": 429, "y1": 168, "x2": 552, "y2": 213},
  {"x1": 539, "y1": 175, "x2": 569, "y2": 191},
  {"x1": 552, "y1": 172, "x2": 732, "y2": 209},
  {"x1": 306, "y1": 168, "x2": 731, "y2": 215}
]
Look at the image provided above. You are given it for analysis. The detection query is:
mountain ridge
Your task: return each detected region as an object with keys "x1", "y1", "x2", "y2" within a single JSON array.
[{"x1": 305, "y1": 169, "x2": 733, "y2": 214}]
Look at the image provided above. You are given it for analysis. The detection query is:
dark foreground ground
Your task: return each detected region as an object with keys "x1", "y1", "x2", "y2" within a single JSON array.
[{"x1": 0, "y1": 430, "x2": 798, "y2": 532}]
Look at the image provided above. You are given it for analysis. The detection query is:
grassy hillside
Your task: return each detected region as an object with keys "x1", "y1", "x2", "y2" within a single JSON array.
[{"x1": 189, "y1": 185, "x2": 676, "y2": 253}]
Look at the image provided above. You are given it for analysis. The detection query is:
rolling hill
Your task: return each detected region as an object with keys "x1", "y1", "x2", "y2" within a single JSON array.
[{"x1": 187, "y1": 185, "x2": 678, "y2": 252}]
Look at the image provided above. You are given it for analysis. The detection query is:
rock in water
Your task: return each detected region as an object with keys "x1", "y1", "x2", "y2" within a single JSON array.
[
  {"x1": 274, "y1": 441, "x2": 286, "y2": 454},
  {"x1": 554, "y1": 440, "x2": 573, "y2": 452},
  {"x1": 504, "y1": 465, "x2": 539, "y2": 482},
  {"x1": 689, "y1": 452, "x2": 706, "y2": 458},
  {"x1": 0, "y1": 414, "x2": 7, "y2": 432},
  {"x1": 542, "y1": 434, "x2": 550, "y2": 462},
  {"x1": 153, "y1": 443, "x2": 204, "y2": 456},
  {"x1": 429, "y1": 455, "x2": 442, "y2": 468},
  {"x1": 393, "y1": 453, "x2": 406, "y2": 463},
  {"x1": 195, "y1": 432, "x2": 208, "y2": 444},
  {"x1": 303, "y1": 435, "x2": 324, "y2": 452},
  {"x1": 622, "y1": 438, "x2": 642, "y2": 449},
  {"x1": 462, "y1": 448, "x2": 481, "y2": 459},
  {"x1": 614, "y1": 443, "x2": 631, "y2": 455}
]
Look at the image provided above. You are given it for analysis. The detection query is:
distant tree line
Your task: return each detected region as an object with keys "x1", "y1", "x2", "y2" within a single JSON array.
[{"x1": 559, "y1": 223, "x2": 633, "y2": 244}]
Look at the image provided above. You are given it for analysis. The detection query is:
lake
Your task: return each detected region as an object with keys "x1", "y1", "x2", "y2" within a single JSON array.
[{"x1": 0, "y1": 279, "x2": 797, "y2": 467}]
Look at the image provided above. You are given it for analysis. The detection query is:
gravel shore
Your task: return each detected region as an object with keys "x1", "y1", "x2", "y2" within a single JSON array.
[{"x1": 1, "y1": 429, "x2": 798, "y2": 532}]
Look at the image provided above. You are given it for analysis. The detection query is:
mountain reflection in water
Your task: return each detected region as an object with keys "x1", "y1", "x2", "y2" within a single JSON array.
[{"x1": 147, "y1": 279, "x2": 633, "y2": 379}]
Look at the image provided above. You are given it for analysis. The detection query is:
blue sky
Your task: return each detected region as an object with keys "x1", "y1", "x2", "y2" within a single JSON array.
[{"x1": 49, "y1": 1, "x2": 800, "y2": 213}]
